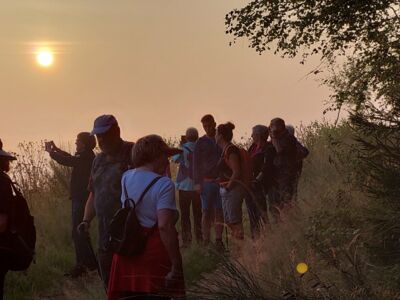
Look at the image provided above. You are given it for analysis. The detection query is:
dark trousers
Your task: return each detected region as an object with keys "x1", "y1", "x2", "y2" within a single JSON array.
[
  {"x1": 0, "y1": 268, "x2": 7, "y2": 300},
  {"x1": 253, "y1": 187, "x2": 270, "y2": 225},
  {"x1": 244, "y1": 193, "x2": 262, "y2": 239},
  {"x1": 98, "y1": 216, "x2": 114, "y2": 287},
  {"x1": 268, "y1": 180, "x2": 295, "y2": 223},
  {"x1": 253, "y1": 184, "x2": 268, "y2": 213},
  {"x1": 72, "y1": 199, "x2": 97, "y2": 269},
  {"x1": 178, "y1": 190, "x2": 202, "y2": 244}
]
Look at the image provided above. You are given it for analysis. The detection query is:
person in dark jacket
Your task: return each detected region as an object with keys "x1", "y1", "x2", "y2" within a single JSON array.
[
  {"x1": 286, "y1": 125, "x2": 309, "y2": 201},
  {"x1": 248, "y1": 125, "x2": 276, "y2": 224},
  {"x1": 269, "y1": 118, "x2": 298, "y2": 222},
  {"x1": 0, "y1": 139, "x2": 17, "y2": 300},
  {"x1": 45, "y1": 132, "x2": 97, "y2": 278}
]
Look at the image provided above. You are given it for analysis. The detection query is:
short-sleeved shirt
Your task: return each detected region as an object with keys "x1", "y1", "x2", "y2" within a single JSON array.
[
  {"x1": 0, "y1": 171, "x2": 13, "y2": 215},
  {"x1": 88, "y1": 140, "x2": 134, "y2": 218},
  {"x1": 121, "y1": 169, "x2": 177, "y2": 228}
]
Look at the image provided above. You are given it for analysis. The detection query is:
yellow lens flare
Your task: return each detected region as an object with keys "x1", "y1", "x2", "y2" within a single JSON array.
[
  {"x1": 296, "y1": 262, "x2": 308, "y2": 274},
  {"x1": 36, "y1": 49, "x2": 54, "y2": 67}
]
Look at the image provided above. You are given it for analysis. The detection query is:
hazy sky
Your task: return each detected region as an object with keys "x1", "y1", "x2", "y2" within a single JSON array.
[{"x1": 0, "y1": 0, "x2": 331, "y2": 150}]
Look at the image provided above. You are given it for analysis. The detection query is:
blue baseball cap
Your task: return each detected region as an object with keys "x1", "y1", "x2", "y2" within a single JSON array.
[{"x1": 91, "y1": 114, "x2": 118, "y2": 135}]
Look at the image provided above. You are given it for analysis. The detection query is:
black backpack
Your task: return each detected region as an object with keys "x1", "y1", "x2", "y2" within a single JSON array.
[
  {"x1": 0, "y1": 179, "x2": 36, "y2": 271},
  {"x1": 107, "y1": 176, "x2": 162, "y2": 257}
]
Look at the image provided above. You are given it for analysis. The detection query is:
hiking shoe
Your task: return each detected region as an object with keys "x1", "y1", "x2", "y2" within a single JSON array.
[
  {"x1": 64, "y1": 265, "x2": 86, "y2": 278},
  {"x1": 86, "y1": 263, "x2": 98, "y2": 272}
]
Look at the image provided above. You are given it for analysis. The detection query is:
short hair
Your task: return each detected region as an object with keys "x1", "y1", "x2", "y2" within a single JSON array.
[
  {"x1": 186, "y1": 127, "x2": 199, "y2": 142},
  {"x1": 270, "y1": 117, "x2": 286, "y2": 128},
  {"x1": 77, "y1": 132, "x2": 96, "y2": 150},
  {"x1": 252, "y1": 125, "x2": 269, "y2": 138},
  {"x1": 131, "y1": 134, "x2": 168, "y2": 168},
  {"x1": 286, "y1": 125, "x2": 295, "y2": 136},
  {"x1": 217, "y1": 122, "x2": 235, "y2": 142},
  {"x1": 201, "y1": 114, "x2": 215, "y2": 124}
]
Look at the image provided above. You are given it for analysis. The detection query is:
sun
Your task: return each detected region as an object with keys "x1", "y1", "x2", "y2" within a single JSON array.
[{"x1": 36, "y1": 49, "x2": 54, "y2": 67}]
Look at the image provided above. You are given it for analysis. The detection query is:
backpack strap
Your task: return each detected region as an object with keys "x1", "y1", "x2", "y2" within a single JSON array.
[
  {"x1": 221, "y1": 143, "x2": 232, "y2": 163},
  {"x1": 122, "y1": 177, "x2": 131, "y2": 207},
  {"x1": 123, "y1": 176, "x2": 162, "y2": 208},
  {"x1": 182, "y1": 145, "x2": 192, "y2": 153}
]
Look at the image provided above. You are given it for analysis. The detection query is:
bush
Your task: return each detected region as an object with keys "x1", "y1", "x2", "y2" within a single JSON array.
[{"x1": 190, "y1": 121, "x2": 400, "y2": 300}]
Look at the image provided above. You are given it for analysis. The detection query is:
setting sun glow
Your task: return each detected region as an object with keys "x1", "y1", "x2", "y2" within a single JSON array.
[{"x1": 36, "y1": 49, "x2": 54, "y2": 67}]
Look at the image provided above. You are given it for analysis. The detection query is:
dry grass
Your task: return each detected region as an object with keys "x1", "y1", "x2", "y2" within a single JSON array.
[{"x1": 5, "y1": 123, "x2": 400, "y2": 299}]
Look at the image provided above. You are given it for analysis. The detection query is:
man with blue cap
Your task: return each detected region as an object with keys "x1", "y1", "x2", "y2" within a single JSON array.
[{"x1": 78, "y1": 115, "x2": 134, "y2": 287}]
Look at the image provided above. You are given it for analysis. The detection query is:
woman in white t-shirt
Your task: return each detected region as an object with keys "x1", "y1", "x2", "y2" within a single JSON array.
[{"x1": 107, "y1": 135, "x2": 185, "y2": 300}]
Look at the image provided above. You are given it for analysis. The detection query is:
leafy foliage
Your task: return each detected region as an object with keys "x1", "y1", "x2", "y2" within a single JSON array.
[
  {"x1": 226, "y1": 0, "x2": 400, "y2": 113},
  {"x1": 226, "y1": 0, "x2": 400, "y2": 276},
  {"x1": 226, "y1": 1, "x2": 399, "y2": 59}
]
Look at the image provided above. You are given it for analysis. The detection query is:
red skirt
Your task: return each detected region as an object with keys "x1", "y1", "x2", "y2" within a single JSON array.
[{"x1": 107, "y1": 228, "x2": 185, "y2": 300}]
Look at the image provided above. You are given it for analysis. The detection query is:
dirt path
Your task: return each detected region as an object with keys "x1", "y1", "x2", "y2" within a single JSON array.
[{"x1": 35, "y1": 272, "x2": 105, "y2": 300}]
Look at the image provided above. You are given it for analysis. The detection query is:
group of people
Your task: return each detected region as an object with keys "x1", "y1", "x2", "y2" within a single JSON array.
[
  {"x1": 172, "y1": 115, "x2": 308, "y2": 247},
  {"x1": 0, "y1": 113, "x2": 308, "y2": 300}
]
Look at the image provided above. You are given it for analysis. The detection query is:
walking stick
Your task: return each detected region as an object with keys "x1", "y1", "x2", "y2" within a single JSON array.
[{"x1": 78, "y1": 226, "x2": 107, "y2": 292}]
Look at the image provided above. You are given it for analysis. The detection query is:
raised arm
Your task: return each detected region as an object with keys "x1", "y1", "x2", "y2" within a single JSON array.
[{"x1": 49, "y1": 148, "x2": 79, "y2": 167}]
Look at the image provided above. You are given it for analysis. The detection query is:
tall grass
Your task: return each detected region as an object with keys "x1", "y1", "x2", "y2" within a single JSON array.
[
  {"x1": 5, "y1": 122, "x2": 399, "y2": 299},
  {"x1": 189, "y1": 122, "x2": 400, "y2": 300},
  {"x1": 4, "y1": 141, "x2": 221, "y2": 300}
]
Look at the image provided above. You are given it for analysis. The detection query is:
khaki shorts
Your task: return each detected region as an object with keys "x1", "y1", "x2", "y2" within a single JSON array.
[{"x1": 220, "y1": 185, "x2": 245, "y2": 224}]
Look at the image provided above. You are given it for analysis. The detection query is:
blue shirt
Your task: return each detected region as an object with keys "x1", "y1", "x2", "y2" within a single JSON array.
[
  {"x1": 121, "y1": 169, "x2": 177, "y2": 228},
  {"x1": 193, "y1": 135, "x2": 221, "y2": 184},
  {"x1": 172, "y1": 141, "x2": 197, "y2": 191}
]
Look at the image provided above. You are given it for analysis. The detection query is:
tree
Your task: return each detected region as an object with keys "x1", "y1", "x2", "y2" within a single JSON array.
[
  {"x1": 226, "y1": 0, "x2": 400, "y2": 112},
  {"x1": 226, "y1": 0, "x2": 400, "y2": 264}
]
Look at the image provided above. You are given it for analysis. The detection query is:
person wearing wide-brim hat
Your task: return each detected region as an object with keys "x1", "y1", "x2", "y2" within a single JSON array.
[
  {"x1": 0, "y1": 139, "x2": 16, "y2": 300},
  {"x1": 0, "y1": 139, "x2": 16, "y2": 163}
]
